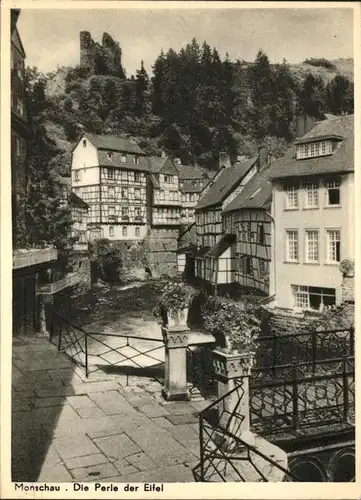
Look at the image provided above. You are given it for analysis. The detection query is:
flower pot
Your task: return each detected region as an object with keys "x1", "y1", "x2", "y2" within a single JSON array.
[{"x1": 167, "y1": 307, "x2": 189, "y2": 328}]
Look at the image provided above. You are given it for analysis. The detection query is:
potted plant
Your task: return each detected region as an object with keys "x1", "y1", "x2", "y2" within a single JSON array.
[{"x1": 157, "y1": 281, "x2": 198, "y2": 328}]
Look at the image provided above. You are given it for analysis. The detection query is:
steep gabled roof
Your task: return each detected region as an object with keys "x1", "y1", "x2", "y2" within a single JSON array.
[
  {"x1": 224, "y1": 163, "x2": 273, "y2": 212},
  {"x1": 195, "y1": 157, "x2": 258, "y2": 211},
  {"x1": 97, "y1": 151, "x2": 149, "y2": 172},
  {"x1": 270, "y1": 115, "x2": 354, "y2": 181},
  {"x1": 11, "y1": 26, "x2": 26, "y2": 58},
  {"x1": 180, "y1": 180, "x2": 204, "y2": 194},
  {"x1": 148, "y1": 156, "x2": 178, "y2": 175},
  {"x1": 83, "y1": 133, "x2": 145, "y2": 155},
  {"x1": 69, "y1": 192, "x2": 89, "y2": 209}
]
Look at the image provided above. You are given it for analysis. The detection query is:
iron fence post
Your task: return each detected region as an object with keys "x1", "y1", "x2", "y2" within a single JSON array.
[
  {"x1": 85, "y1": 332, "x2": 88, "y2": 378},
  {"x1": 292, "y1": 366, "x2": 299, "y2": 430},
  {"x1": 343, "y1": 359, "x2": 349, "y2": 422},
  {"x1": 311, "y1": 330, "x2": 317, "y2": 375},
  {"x1": 199, "y1": 413, "x2": 205, "y2": 481},
  {"x1": 49, "y1": 310, "x2": 54, "y2": 344},
  {"x1": 58, "y1": 321, "x2": 62, "y2": 352}
]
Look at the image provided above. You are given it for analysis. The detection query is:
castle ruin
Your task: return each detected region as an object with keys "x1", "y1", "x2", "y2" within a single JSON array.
[{"x1": 80, "y1": 31, "x2": 125, "y2": 78}]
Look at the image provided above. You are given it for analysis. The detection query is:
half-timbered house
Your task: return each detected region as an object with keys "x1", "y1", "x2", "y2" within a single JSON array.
[
  {"x1": 223, "y1": 161, "x2": 273, "y2": 295},
  {"x1": 193, "y1": 155, "x2": 259, "y2": 287},
  {"x1": 71, "y1": 133, "x2": 148, "y2": 241},
  {"x1": 147, "y1": 156, "x2": 182, "y2": 227}
]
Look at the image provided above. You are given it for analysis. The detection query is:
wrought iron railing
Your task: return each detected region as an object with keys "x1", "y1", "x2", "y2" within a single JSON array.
[
  {"x1": 186, "y1": 343, "x2": 217, "y2": 398},
  {"x1": 193, "y1": 381, "x2": 298, "y2": 482},
  {"x1": 50, "y1": 310, "x2": 165, "y2": 384},
  {"x1": 255, "y1": 328, "x2": 354, "y2": 375},
  {"x1": 250, "y1": 358, "x2": 355, "y2": 437}
]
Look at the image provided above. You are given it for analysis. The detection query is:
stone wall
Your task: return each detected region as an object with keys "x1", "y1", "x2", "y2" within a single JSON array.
[{"x1": 146, "y1": 228, "x2": 179, "y2": 278}]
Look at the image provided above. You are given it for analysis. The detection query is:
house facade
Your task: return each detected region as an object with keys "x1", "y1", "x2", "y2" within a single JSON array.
[
  {"x1": 269, "y1": 115, "x2": 354, "y2": 311},
  {"x1": 148, "y1": 156, "x2": 182, "y2": 227},
  {"x1": 223, "y1": 161, "x2": 273, "y2": 295},
  {"x1": 193, "y1": 155, "x2": 260, "y2": 287},
  {"x1": 71, "y1": 133, "x2": 148, "y2": 241},
  {"x1": 176, "y1": 161, "x2": 214, "y2": 224}
]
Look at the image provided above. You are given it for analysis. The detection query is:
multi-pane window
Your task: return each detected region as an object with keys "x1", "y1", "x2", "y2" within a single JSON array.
[
  {"x1": 121, "y1": 187, "x2": 128, "y2": 198},
  {"x1": 74, "y1": 170, "x2": 80, "y2": 182},
  {"x1": 109, "y1": 226, "x2": 114, "y2": 237},
  {"x1": 164, "y1": 175, "x2": 174, "y2": 184},
  {"x1": 305, "y1": 182, "x2": 319, "y2": 208},
  {"x1": 121, "y1": 171, "x2": 128, "y2": 181},
  {"x1": 133, "y1": 156, "x2": 140, "y2": 164},
  {"x1": 326, "y1": 179, "x2": 341, "y2": 206},
  {"x1": 108, "y1": 186, "x2": 115, "y2": 199},
  {"x1": 134, "y1": 172, "x2": 141, "y2": 183},
  {"x1": 327, "y1": 230, "x2": 341, "y2": 263},
  {"x1": 135, "y1": 226, "x2": 140, "y2": 237},
  {"x1": 107, "y1": 168, "x2": 114, "y2": 180},
  {"x1": 286, "y1": 230, "x2": 299, "y2": 262},
  {"x1": 296, "y1": 141, "x2": 332, "y2": 159},
  {"x1": 134, "y1": 188, "x2": 141, "y2": 200},
  {"x1": 108, "y1": 206, "x2": 115, "y2": 222},
  {"x1": 122, "y1": 226, "x2": 127, "y2": 237},
  {"x1": 285, "y1": 185, "x2": 299, "y2": 209},
  {"x1": 257, "y1": 223, "x2": 265, "y2": 244},
  {"x1": 122, "y1": 207, "x2": 129, "y2": 220},
  {"x1": 305, "y1": 230, "x2": 319, "y2": 262},
  {"x1": 292, "y1": 285, "x2": 336, "y2": 310}
]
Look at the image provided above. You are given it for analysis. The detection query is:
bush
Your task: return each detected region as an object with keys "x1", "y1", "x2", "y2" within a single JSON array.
[
  {"x1": 199, "y1": 295, "x2": 262, "y2": 353},
  {"x1": 89, "y1": 239, "x2": 123, "y2": 282}
]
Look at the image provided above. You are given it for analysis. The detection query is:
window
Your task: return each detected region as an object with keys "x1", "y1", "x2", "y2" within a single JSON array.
[
  {"x1": 305, "y1": 182, "x2": 319, "y2": 208},
  {"x1": 292, "y1": 285, "x2": 336, "y2": 310},
  {"x1": 122, "y1": 207, "x2": 129, "y2": 219},
  {"x1": 133, "y1": 156, "x2": 140, "y2": 164},
  {"x1": 326, "y1": 179, "x2": 341, "y2": 206},
  {"x1": 109, "y1": 226, "x2": 114, "y2": 237},
  {"x1": 122, "y1": 226, "x2": 127, "y2": 237},
  {"x1": 121, "y1": 171, "x2": 128, "y2": 181},
  {"x1": 135, "y1": 207, "x2": 142, "y2": 219},
  {"x1": 285, "y1": 185, "x2": 299, "y2": 209},
  {"x1": 164, "y1": 175, "x2": 173, "y2": 184},
  {"x1": 246, "y1": 256, "x2": 253, "y2": 275},
  {"x1": 257, "y1": 223, "x2": 265, "y2": 245},
  {"x1": 121, "y1": 187, "x2": 128, "y2": 198},
  {"x1": 135, "y1": 226, "x2": 140, "y2": 237},
  {"x1": 108, "y1": 206, "x2": 115, "y2": 222},
  {"x1": 107, "y1": 169, "x2": 114, "y2": 180},
  {"x1": 134, "y1": 172, "x2": 141, "y2": 183},
  {"x1": 134, "y1": 188, "x2": 141, "y2": 200},
  {"x1": 108, "y1": 186, "x2": 115, "y2": 199},
  {"x1": 121, "y1": 155, "x2": 127, "y2": 163},
  {"x1": 74, "y1": 170, "x2": 80, "y2": 182},
  {"x1": 107, "y1": 152, "x2": 113, "y2": 161},
  {"x1": 259, "y1": 259, "x2": 266, "y2": 277},
  {"x1": 305, "y1": 230, "x2": 319, "y2": 262},
  {"x1": 286, "y1": 230, "x2": 299, "y2": 262},
  {"x1": 327, "y1": 230, "x2": 341, "y2": 263},
  {"x1": 296, "y1": 140, "x2": 332, "y2": 159},
  {"x1": 82, "y1": 139, "x2": 87, "y2": 148}
]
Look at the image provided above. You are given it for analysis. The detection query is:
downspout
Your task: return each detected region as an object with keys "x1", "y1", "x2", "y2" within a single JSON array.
[{"x1": 265, "y1": 210, "x2": 276, "y2": 304}]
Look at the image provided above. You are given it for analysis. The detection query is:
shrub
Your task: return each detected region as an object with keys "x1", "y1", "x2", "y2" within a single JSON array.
[
  {"x1": 303, "y1": 58, "x2": 337, "y2": 71},
  {"x1": 154, "y1": 281, "x2": 199, "y2": 321}
]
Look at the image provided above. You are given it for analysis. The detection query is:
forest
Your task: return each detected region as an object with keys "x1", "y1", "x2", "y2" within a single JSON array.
[{"x1": 23, "y1": 39, "x2": 354, "y2": 250}]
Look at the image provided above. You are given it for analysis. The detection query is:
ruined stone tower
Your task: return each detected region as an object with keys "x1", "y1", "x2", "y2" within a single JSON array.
[{"x1": 79, "y1": 31, "x2": 125, "y2": 78}]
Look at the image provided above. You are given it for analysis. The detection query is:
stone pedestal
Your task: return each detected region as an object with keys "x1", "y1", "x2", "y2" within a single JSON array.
[
  {"x1": 213, "y1": 349, "x2": 256, "y2": 446},
  {"x1": 37, "y1": 295, "x2": 53, "y2": 338},
  {"x1": 162, "y1": 325, "x2": 190, "y2": 401}
]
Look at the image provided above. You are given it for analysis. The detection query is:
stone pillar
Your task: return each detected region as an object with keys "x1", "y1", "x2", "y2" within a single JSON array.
[
  {"x1": 213, "y1": 349, "x2": 255, "y2": 445},
  {"x1": 37, "y1": 294, "x2": 53, "y2": 338},
  {"x1": 162, "y1": 325, "x2": 190, "y2": 401}
]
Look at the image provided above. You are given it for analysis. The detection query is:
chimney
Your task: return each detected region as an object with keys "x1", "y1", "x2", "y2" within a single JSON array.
[
  {"x1": 174, "y1": 158, "x2": 181, "y2": 165},
  {"x1": 296, "y1": 114, "x2": 316, "y2": 138},
  {"x1": 219, "y1": 152, "x2": 231, "y2": 169},
  {"x1": 258, "y1": 146, "x2": 268, "y2": 169}
]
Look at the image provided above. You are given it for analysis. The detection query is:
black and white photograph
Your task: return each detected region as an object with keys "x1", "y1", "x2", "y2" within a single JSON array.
[{"x1": 1, "y1": 1, "x2": 359, "y2": 495}]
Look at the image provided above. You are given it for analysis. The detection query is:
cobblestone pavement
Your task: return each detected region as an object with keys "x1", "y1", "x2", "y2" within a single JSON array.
[{"x1": 12, "y1": 335, "x2": 209, "y2": 483}]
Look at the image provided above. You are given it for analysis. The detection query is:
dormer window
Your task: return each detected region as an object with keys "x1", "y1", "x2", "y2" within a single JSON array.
[
  {"x1": 296, "y1": 140, "x2": 332, "y2": 160},
  {"x1": 107, "y1": 152, "x2": 113, "y2": 161},
  {"x1": 133, "y1": 156, "x2": 140, "y2": 164},
  {"x1": 121, "y1": 155, "x2": 127, "y2": 163}
]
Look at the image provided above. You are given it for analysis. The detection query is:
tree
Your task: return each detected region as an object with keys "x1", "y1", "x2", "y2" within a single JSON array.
[
  {"x1": 297, "y1": 73, "x2": 326, "y2": 119},
  {"x1": 135, "y1": 61, "x2": 149, "y2": 116},
  {"x1": 326, "y1": 75, "x2": 354, "y2": 115}
]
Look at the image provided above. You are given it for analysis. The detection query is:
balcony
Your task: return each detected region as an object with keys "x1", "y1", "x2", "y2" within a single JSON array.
[
  {"x1": 37, "y1": 272, "x2": 81, "y2": 295},
  {"x1": 13, "y1": 247, "x2": 58, "y2": 270}
]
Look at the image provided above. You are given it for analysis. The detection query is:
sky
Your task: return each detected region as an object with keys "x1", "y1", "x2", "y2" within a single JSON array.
[{"x1": 17, "y1": 6, "x2": 354, "y2": 77}]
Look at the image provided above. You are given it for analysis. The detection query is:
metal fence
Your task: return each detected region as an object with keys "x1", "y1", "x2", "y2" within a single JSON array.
[{"x1": 50, "y1": 310, "x2": 165, "y2": 384}]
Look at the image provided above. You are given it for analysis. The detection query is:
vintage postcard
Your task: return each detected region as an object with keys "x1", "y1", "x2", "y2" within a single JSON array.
[{"x1": 1, "y1": 1, "x2": 360, "y2": 498}]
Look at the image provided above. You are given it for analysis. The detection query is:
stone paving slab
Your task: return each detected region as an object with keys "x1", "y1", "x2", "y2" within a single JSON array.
[
  {"x1": 69, "y1": 462, "x2": 120, "y2": 481},
  {"x1": 166, "y1": 413, "x2": 199, "y2": 425},
  {"x1": 64, "y1": 453, "x2": 109, "y2": 470},
  {"x1": 138, "y1": 403, "x2": 170, "y2": 418},
  {"x1": 54, "y1": 435, "x2": 100, "y2": 459},
  {"x1": 126, "y1": 452, "x2": 157, "y2": 471},
  {"x1": 94, "y1": 433, "x2": 142, "y2": 461}
]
